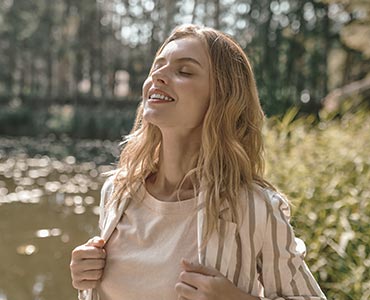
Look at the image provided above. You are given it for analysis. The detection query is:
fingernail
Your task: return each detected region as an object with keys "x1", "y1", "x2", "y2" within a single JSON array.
[
  {"x1": 88, "y1": 236, "x2": 105, "y2": 246},
  {"x1": 93, "y1": 238, "x2": 102, "y2": 244}
]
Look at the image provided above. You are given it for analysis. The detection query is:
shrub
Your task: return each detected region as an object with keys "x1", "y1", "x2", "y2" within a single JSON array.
[{"x1": 265, "y1": 109, "x2": 370, "y2": 300}]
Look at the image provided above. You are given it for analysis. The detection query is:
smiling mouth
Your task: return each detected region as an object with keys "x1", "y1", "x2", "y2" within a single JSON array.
[{"x1": 149, "y1": 93, "x2": 175, "y2": 102}]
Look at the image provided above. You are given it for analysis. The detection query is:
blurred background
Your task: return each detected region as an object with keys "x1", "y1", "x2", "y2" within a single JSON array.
[{"x1": 0, "y1": 0, "x2": 369, "y2": 299}]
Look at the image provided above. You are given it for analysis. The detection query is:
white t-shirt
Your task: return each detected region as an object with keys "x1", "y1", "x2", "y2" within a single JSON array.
[{"x1": 97, "y1": 185, "x2": 198, "y2": 300}]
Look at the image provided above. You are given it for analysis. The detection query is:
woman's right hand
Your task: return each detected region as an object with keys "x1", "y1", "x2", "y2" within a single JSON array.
[{"x1": 70, "y1": 236, "x2": 106, "y2": 290}]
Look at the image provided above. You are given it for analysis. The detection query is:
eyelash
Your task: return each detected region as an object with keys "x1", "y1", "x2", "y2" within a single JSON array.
[{"x1": 179, "y1": 71, "x2": 192, "y2": 76}]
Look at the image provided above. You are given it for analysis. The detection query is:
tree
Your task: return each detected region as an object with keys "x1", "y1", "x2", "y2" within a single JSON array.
[{"x1": 0, "y1": 0, "x2": 369, "y2": 115}]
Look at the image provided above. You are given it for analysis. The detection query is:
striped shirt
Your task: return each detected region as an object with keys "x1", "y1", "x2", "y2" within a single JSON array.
[
  {"x1": 220, "y1": 186, "x2": 327, "y2": 299},
  {"x1": 78, "y1": 178, "x2": 326, "y2": 300}
]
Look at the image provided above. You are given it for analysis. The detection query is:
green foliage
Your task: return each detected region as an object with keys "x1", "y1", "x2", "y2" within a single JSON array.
[
  {"x1": 1, "y1": 0, "x2": 369, "y2": 115},
  {"x1": 0, "y1": 103, "x2": 137, "y2": 140},
  {"x1": 69, "y1": 105, "x2": 136, "y2": 139},
  {"x1": 265, "y1": 109, "x2": 370, "y2": 300},
  {"x1": 46, "y1": 105, "x2": 74, "y2": 134},
  {"x1": 0, "y1": 106, "x2": 47, "y2": 136}
]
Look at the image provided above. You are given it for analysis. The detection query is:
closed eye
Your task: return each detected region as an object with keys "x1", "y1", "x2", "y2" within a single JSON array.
[{"x1": 179, "y1": 71, "x2": 192, "y2": 76}]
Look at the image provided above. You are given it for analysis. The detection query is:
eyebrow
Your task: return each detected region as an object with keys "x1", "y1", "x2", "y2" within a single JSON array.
[{"x1": 154, "y1": 56, "x2": 203, "y2": 68}]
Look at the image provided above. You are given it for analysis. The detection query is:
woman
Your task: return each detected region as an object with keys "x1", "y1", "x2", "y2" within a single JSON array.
[{"x1": 70, "y1": 24, "x2": 326, "y2": 300}]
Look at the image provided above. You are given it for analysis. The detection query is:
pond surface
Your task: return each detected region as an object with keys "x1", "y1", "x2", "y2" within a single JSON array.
[{"x1": 0, "y1": 151, "x2": 114, "y2": 300}]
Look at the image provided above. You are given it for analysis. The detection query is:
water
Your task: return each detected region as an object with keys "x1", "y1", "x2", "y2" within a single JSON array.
[{"x1": 0, "y1": 153, "x2": 114, "y2": 300}]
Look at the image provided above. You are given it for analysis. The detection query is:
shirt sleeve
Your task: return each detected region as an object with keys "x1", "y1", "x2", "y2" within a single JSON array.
[{"x1": 259, "y1": 190, "x2": 326, "y2": 300}]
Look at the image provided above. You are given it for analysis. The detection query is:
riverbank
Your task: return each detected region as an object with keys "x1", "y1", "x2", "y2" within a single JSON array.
[{"x1": 0, "y1": 135, "x2": 120, "y2": 165}]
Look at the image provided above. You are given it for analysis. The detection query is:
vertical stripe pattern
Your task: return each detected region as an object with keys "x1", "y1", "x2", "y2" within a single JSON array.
[
  {"x1": 247, "y1": 190, "x2": 257, "y2": 293},
  {"x1": 261, "y1": 190, "x2": 326, "y2": 299},
  {"x1": 232, "y1": 230, "x2": 242, "y2": 286},
  {"x1": 81, "y1": 179, "x2": 327, "y2": 300},
  {"x1": 270, "y1": 199, "x2": 283, "y2": 296},
  {"x1": 277, "y1": 201, "x2": 300, "y2": 295},
  {"x1": 215, "y1": 219, "x2": 226, "y2": 270}
]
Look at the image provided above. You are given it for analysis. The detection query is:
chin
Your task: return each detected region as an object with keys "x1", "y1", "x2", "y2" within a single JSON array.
[{"x1": 143, "y1": 112, "x2": 161, "y2": 128}]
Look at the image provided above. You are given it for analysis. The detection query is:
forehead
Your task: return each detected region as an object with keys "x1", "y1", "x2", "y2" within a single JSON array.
[{"x1": 156, "y1": 37, "x2": 209, "y2": 67}]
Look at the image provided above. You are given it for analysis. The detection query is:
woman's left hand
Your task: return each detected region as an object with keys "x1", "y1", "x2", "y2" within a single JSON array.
[{"x1": 175, "y1": 259, "x2": 254, "y2": 300}]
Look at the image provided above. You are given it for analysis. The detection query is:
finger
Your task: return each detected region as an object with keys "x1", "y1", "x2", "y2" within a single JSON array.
[
  {"x1": 81, "y1": 269, "x2": 104, "y2": 281},
  {"x1": 181, "y1": 258, "x2": 221, "y2": 277},
  {"x1": 86, "y1": 236, "x2": 105, "y2": 248},
  {"x1": 175, "y1": 281, "x2": 198, "y2": 299},
  {"x1": 71, "y1": 258, "x2": 106, "y2": 273},
  {"x1": 72, "y1": 246, "x2": 106, "y2": 260},
  {"x1": 179, "y1": 271, "x2": 206, "y2": 289}
]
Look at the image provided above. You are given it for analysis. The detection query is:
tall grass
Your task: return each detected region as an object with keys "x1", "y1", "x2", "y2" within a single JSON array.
[{"x1": 265, "y1": 108, "x2": 370, "y2": 300}]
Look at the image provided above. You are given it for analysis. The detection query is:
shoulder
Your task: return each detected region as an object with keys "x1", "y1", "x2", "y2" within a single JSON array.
[
  {"x1": 98, "y1": 173, "x2": 123, "y2": 231},
  {"x1": 250, "y1": 184, "x2": 291, "y2": 219},
  {"x1": 237, "y1": 184, "x2": 292, "y2": 231},
  {"x1": 237, "y1": 184, "x2": 297, "y2": 253},
  {"x1": 99, "y1": 171, "x2": 142, "y2": 208},
  {"x1": 100, "y1": 174, "x2": 116, "y2": 200}
]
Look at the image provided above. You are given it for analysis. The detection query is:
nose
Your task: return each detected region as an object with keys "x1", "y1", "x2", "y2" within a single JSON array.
[{"x1": 151, "y1": 67, "x2": 169, "y2": 85}]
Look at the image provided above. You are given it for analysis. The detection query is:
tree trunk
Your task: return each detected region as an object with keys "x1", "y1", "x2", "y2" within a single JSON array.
[
  {"x1": 262, "y1": 1, "x2": 274, "y2": 99},
  {"x1": 191, "y1": 0, "x2": 198, "y2": 23},
  {"x1": 322, "y1": 4, "x2": 330, "y2": 97},
  {"x1": 45, "y1": 1, "x2": 54, "y2": 98},
  {"x1": 97, "y1": 6, "x2": 106, "y2": 98},
  {"x1": 163, "y1": 0, "x2": 176, "y2": 37},
  {"x1": 214, "y1": 0, "x2": 220, "y2": 29}
]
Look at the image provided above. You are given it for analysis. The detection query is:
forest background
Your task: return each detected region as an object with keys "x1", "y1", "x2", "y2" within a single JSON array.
[{"x1": 0, "y1": 0, "x2": 369, "y2": 300}]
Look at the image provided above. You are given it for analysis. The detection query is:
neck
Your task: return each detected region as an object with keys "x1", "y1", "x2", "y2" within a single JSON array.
[{"x1": 146, "y1": 129, "x2": 201, "y2": 201}]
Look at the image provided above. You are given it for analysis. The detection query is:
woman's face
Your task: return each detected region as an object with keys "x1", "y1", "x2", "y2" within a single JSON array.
[{"x1": 142, "y1": 37, "x2": 211, "y2": 134}]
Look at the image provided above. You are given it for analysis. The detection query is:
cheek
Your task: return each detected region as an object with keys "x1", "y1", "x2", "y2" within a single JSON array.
[
  {"x1": 142, "y1": 77, "x2": 152, "y2": 97},
  {"x1": 199, "y1": 99, "x2": 210, "y2": 121},
  {"x1": 195, "y1": 84, "x2": 210, "y2": 113}
]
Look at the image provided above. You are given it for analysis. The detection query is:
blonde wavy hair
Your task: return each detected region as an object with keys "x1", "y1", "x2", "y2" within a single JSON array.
[{"x1": 110, "y1": 24, "x2": 274, "y2": 239}]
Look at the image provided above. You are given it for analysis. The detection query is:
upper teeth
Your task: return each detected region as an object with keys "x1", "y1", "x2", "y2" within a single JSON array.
[{"x1": 150, "y1": 93, "x2": 174, "y2": 101}]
